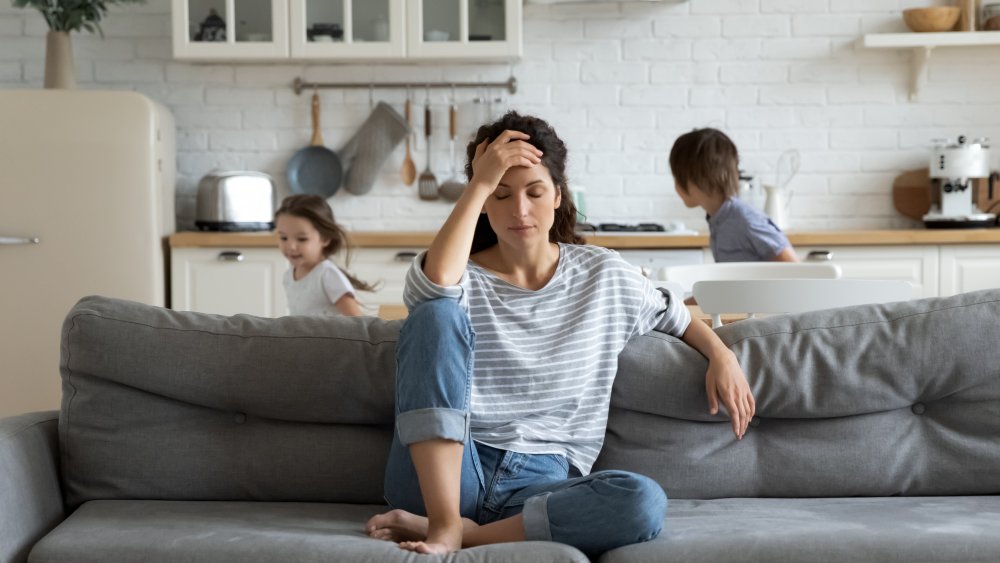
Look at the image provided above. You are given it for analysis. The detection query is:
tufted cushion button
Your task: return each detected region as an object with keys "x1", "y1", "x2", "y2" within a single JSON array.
[
  {"x1": 911, "y1": 403, "x2": 926, "y2": 415},
  {"x1": 234, "y1": 412, "x2": 247, "y2": 424},
  {"x1": 750, "y1": 417, "x2": 760, "y2": 427}
]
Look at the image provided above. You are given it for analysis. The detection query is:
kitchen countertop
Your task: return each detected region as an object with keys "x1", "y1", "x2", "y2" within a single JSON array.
[
  {"x1": 377, "y1": 303, "x2": 746, "y2": 326},
  {"x1": 169, "y1": 229, "x2": 1000, "y2": 249}
]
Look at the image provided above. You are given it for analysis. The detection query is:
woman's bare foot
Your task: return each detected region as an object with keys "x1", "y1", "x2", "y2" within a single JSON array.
[
  {"x1": 366, "y1": 509, "x2": 428, "y2": 543},
  {"x1": 399, "y1": 518, "x2": 464, "y2": 555},
  {"x1": 367, "y1": 510, "x2": 479, "y2": 550}
]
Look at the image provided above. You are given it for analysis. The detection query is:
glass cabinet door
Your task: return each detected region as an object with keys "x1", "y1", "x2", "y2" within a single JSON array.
[
  {"x1": 408, "y1": 0, "x2": 521, "y2": 60},
  {"x1": 289, "y1": 0, "x2": 405, "y2": 58},
  {"x1": 173, "y1": 0, "x2": 289, "y2": 59}
]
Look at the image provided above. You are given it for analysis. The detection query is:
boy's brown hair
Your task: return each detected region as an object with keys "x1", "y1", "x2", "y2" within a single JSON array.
[{"x1": 668, "y1": 128, "x2": 740, "y2": 199}]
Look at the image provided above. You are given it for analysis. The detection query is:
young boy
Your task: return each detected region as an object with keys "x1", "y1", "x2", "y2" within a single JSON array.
[{"x1": 669, "y1": 128, "x2": 797, "y2": 262}]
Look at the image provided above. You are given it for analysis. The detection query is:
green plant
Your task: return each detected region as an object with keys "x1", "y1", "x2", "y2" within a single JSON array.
[{"x1": 12, "y1": 0, "x2": 146, "y2": 37}]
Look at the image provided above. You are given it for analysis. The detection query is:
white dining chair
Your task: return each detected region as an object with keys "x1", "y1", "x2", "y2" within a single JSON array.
[
  {"x1": 692, "y1": 278, "x2": 914, "y2": 328},
  {"x1": 660, "y1": 262, "x2": 843, "y2": 296},
  {"x1": 655, "y1": 280, "x2": 685, "y2": 301}
]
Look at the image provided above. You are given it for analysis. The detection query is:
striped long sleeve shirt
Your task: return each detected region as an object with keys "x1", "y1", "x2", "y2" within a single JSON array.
[{"x1": 403, "y1": 243, "x2": 691, "y2": 475}]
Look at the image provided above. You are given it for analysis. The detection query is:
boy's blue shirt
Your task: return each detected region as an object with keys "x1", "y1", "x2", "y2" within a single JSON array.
[{"x1": 707, "y1": 197, "x2": 791, "y2": 262}]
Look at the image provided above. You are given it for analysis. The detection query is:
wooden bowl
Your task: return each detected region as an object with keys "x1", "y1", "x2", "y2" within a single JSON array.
[{"x1": 902, "y1": 7, "x2": 961, "y2": 32}]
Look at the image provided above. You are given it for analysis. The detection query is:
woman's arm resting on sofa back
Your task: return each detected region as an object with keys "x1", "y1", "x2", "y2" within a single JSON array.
[{"x1": 679, "y1": 319, "x2": 755, "y2": 440}]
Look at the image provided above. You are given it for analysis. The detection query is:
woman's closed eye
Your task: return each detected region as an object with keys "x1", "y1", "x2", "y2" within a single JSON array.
[{"x1": 494, "y1": 190, "x2": 544, "y2": 200}]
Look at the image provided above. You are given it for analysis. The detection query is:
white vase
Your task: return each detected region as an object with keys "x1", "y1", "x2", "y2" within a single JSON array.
[
  {"x1": 44, "y1": 31, "x2": 76, "y2": 89},
  {"x1": 763, "y1": 184, "x2": 790, "y2": 230}
]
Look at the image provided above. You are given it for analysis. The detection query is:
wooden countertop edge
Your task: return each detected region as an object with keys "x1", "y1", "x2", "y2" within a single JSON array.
[{"x1": 169, "y1": 229, "x2": 1000, "y2": 248}]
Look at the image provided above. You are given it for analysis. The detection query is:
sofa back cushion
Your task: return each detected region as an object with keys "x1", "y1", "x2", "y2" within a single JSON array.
[
  {"x1": 60, "y1": 296, "x2": 399, "y2": 509},
  {"x1": 61, "y1": 290, "x2": 1000, "y2": 507},
  {"x1": 595, "y1": 289, "x2": 1000, "y2": 499}
]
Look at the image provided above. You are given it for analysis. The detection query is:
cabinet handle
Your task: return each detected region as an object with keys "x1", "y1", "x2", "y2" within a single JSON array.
[
  {"x1": 394, "y1": 251, "x2": 418, "y2": 262},
  {"x1": 217, "y1": 251, "x2": 245, "y2": 262},
  {"x1": 806, "y1": 250, "x2": 833, "y2": 261},
  {"x1": 0, "y1": 236, "x2": 40, "y2": 245}
]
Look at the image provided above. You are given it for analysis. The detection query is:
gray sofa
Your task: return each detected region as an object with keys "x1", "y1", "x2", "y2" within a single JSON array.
[{"x1": 3, "y1": 290, "x2": 1000, "y2": 563}]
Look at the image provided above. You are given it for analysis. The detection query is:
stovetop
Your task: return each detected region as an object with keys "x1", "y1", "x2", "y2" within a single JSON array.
[{"x1": 577, "y1": 222, "x2": 697, "y2": 235}]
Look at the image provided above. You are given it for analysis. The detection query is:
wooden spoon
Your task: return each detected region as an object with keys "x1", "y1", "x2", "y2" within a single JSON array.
[{"x1": 401, "y1": 98, "x2": 417, "y2": 186}]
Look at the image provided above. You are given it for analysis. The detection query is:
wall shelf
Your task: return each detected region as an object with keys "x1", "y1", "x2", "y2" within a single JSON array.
[{"x1": 861, "y1": 31, "x2": 1000, "y2": 101}]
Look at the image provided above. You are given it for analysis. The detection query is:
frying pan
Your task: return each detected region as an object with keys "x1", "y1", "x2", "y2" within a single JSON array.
[{"x1": 287, "y1": 92, "x2": 342, "y2": 197}]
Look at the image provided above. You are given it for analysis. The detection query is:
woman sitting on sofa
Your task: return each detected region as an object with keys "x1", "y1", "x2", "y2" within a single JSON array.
[{"x1": 365, "y1": 112, "x2": 755, "y2": 556}]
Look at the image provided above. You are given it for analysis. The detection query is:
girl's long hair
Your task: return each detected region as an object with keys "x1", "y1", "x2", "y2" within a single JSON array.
[
  {"x1": 274, "y1": 195, "x2": 376, "y2": 292},
  {"x1": 464, "y1": 111, "x2": 584, "y2": 254}
]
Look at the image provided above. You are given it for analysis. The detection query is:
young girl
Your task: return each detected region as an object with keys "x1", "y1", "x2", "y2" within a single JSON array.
[
  {"x1": 365, "y1": 113, "x2": 755, "y2": 556},
  {"x1": 274, "y1": 195, "x2": 374, "y2": 317}
]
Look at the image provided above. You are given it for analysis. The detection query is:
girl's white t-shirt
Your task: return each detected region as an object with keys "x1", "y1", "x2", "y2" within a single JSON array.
[{"x1": 283, "y1": 260, "x2": 355, "y2": 316}]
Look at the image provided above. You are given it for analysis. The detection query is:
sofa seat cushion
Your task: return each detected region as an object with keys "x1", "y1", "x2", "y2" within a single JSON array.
[
  {"x1": 28, "y1": 500, "x2": 588, "y2": 563},
  {"x1": 600, "y1": 496, "x2": 1000, "y2": 563}
]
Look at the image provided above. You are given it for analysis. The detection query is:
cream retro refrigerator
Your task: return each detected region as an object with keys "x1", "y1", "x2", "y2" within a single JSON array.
[{"x1": 0, "y1": 90, "x2": 175, "y2": 417}]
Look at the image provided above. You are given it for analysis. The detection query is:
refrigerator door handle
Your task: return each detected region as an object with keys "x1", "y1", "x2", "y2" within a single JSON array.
[{"x1": 0, "y1": 236, "x2": 41, "y2": 245}]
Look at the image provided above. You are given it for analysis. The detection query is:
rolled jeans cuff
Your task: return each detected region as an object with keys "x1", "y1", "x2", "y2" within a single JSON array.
[
  {"x1": 396, "y1": 407, "x2": 467, "y2": 445},
  {"x1": 522, "y1": 492, "x2": 553, "y2": 542}
]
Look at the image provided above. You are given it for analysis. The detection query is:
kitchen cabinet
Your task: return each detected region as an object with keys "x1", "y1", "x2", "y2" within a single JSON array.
[
  {"x1": 171, "y1": 247, "x2": 288, "y2": 317},
  {"x1": 172, "y1": 0, "x2": 290, "y2": 60},
  {"x1": 168, "y1": 232, "x2": 1000, "y2": 315},
  {"x1": 406, "y1": 0, "x2": 522, "y2": 61},
  {"x1": 939, "y1": 245, "x2": 1000, "y2": 296},
  {"x1": 336, "y1": 247, "x2": 424, "y2": 307},
  {"x1": 172, "y1": 0, "x2": 521, "y2": 61},
  {"x1": 795, "y1": 245, "x2": 939, "y2": 299},
  {"x1": 289, "y1": 0, "x2": 406, "y2": 59},
  {"x1": 171, "y1": 246, "x2": 422, "y2": 317}
]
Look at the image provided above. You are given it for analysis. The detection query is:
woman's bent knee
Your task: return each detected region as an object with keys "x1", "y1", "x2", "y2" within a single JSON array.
[
  {"x1": 543, "y1": 470, "x2": 668, "y2": 554},
  {"x1": 395, "y1": 298, "x2": 476, "y2": 424},
  {"x1": 600, "y1": 471, "x2": 667, "y2": 541},
  {"x1": 399, "y1": 299, "x2": 474, "y2": 358},
  {"x1": 405, "y1": 299, "x2": 468, "y2": 331}
]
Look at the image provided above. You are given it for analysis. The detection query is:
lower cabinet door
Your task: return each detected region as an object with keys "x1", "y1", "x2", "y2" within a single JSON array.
[
  {"x1": 171, "y1": 247, "x2": 288, "y2": 317},
  {"x1": 939, "y1": 245, "x2": 1000, "y2": 296},
  {"x1": 338, "y1": 248, "x2": 424, "y2": 310}
]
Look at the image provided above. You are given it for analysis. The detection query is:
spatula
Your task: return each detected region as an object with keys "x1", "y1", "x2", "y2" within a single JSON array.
[{"x1": 418, "y1": 97, "x2": 439, "y2": 201}]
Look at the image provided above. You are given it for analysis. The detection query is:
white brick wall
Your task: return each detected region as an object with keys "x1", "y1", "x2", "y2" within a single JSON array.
[{"x1": 2, "y1": 0, "x2": 998, "y2": 232}]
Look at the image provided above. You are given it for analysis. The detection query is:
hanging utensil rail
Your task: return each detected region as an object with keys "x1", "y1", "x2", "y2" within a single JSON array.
[{"x1": 292, "y1": 76, "x2": 517, "y2": 95}]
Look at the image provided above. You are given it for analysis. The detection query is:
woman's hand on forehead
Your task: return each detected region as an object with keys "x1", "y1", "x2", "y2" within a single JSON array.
[{"x1": 470, "y1": 130, "x2": 544, "y2": 193}]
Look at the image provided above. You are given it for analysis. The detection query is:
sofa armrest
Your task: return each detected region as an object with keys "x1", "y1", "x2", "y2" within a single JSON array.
[{"x1": 0, "y1": 411, "x2": 65, "y2": 563}]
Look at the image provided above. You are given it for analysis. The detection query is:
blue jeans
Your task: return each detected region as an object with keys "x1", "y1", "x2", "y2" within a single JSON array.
[{"x1": 383, "y1": 298, "x2": 668, "y2": 555}]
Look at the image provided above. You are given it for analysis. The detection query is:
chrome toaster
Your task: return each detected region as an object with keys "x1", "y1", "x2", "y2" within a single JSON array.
[{"x1": 195, "y1": 171, "x2": 276, "y2": 231}]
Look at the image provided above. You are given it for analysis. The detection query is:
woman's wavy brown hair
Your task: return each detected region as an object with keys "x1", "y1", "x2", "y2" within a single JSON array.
[
  {"x1": 464, "y1": 111, "x2": 584, "y2": 254},
  {"x1": 274, "y1": 195, "x2": 376, "y2": 292}
]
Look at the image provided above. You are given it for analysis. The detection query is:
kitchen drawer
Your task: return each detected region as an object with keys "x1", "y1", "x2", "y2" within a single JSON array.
[
  {"x1": 939, "y1": 245, "x2": 1000, "y2": 296},
  {"x1": 337, "y1": 247, "x2": 423, "y2": 307},
  {"x1": 795, "y1": 245, "x2": 938, "y2": 298},
  {"x1": 171, "y1": 247, "x2": 288, "y2": 317}
]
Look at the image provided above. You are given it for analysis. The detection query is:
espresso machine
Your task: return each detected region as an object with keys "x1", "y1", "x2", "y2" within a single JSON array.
[{"x1": 923, "y1": 135, "x2": 996, "y2": 228}]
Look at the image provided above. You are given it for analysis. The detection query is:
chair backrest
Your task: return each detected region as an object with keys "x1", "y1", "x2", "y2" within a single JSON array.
[
  {"x1": 655, "y1": 280, "x2": 685, "y2": 300},
  {"x1": 693, "y1": 278, "x2": 914, "y2": 328},
  {"x1": 661, "y1": 262, "x2": 843, "y2": 294}
]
